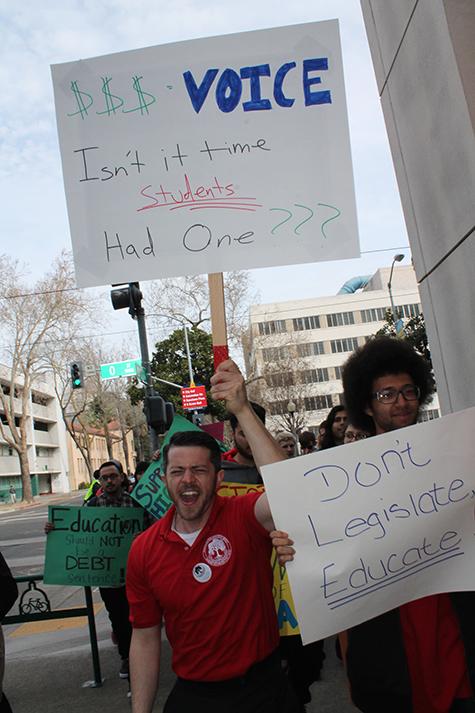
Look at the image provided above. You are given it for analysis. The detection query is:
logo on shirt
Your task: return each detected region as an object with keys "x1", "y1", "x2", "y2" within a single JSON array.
[
  {"x1": 202, "y1": 534, "x2": 232, "y2": 567},
  {"x1": 192, "y1": 562, "x2": 212, "y2": 583}
]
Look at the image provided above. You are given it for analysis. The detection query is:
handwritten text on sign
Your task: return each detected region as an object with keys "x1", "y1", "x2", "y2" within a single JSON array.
[
  {"x1": 43, "y1": 506, "x2": 144, "y2": 587},
  {"x1": 262, "y1": 408, "x2": 475, "y2": 645},
  {"x1": 51, "y1": 21, "x2": 359, "y2": 288}
]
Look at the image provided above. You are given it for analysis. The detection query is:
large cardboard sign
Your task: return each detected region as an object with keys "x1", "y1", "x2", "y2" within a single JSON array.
[
  {"x1": 44, "y1": 505, "x2": 144, "y2": 587},
  {"x1": 51, "y1": 21, "x2": 359, "y2": 288},
  {"x1": 262, "y1": 408, "x2": 475, "y2": 644}
]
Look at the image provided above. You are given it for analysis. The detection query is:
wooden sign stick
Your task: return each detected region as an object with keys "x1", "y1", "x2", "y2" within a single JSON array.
[{"x1": 208, "y1": 272, "x2": 229, "y2": 369}]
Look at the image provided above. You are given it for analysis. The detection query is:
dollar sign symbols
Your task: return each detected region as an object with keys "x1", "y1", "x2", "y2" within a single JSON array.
[
  {"x1": 96, "y1": 76, "x2": 124, "y2": 116},
  {"x1": 67, "y1": 81, "x2": 93, "y2": 119},
  {"x1": 123, "y1": 75, "x2": 156, "y2": 115}
]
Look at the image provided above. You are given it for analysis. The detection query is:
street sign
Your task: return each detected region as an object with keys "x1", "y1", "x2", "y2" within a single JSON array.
[
  {"x1": 100, "y1": 359, "x2": 142, "y2": 381},
  {"x1": 181, "y1": 385, "x2": 207, "y2": 411}
]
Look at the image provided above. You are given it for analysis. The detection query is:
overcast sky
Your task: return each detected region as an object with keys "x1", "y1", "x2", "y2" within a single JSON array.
[{"x1": 0, "y1": 0, "x2": 410, "y2": 352}]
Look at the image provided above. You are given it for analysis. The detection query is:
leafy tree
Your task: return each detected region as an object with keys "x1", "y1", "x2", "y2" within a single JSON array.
[
  {"x1": 130, "y1": 328, "x2": 226, "y2": 421},
  {"x1": 375, "y1": 311, "x2": 432, "y2": 369}
]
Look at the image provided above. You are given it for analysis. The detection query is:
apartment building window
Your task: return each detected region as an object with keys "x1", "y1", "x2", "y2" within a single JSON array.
[
  {"x1": 304, "y1": 395, "x2": 333, "y2": 411},
  {"x1": 361, "y1": 307, "x2": 388, "y2": 323},
  {"x1": 1, "y1": 415, "x2": 21, "y2": 428},
  {"x1": 36, "y1": 446, "x2": 54, "y2": 457},
  {"x1": 334, "y1": 366, "x2": 343, "y2": 379},
  {"x1": 419, "y1": 409, "x2": 439, "y2": 422},
  {"x1": 31, "y1": 392, "x2": 49, "y2": 406},
  {"x1": 268, "y1": 400, "x2": 290, "y2": 416},
  {"x1": 400, "y1": 303, "x2": 421, "y2": 319},
  {"x1": 297, "y1": 341, "x2": 325, "y2": 357},
  {"x1": 261, "y1": 346, "x2": 288, "y2": 361},
  {"x1": 292, "y1": 315, "x2": 321, "y2": 331},
  {"x1": 33, "y1": 420, "x2": 49, "y2": 432},
  {"x1": 330, "y1": 337, "x2": 359, "y2": 353},
  {"x1": 326, "y1": 311, "x2": 355, "y2": 328},
  {"x1": 0, "y1": 445, "x2": 14, "y2": 457},
  {"x1": 258, "y1": 320, "x2": 287, "y2": 336},
  {"x1": 266, "y1": 372, "x2": 295, "y2": 388},
  {"x1": 300, "y1": 368, "x2": 329, "y2": 384}
]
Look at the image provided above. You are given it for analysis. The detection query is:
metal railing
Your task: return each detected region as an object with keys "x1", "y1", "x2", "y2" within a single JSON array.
[{"x1": 4, "y1": 574, "x2": 102, "y2": 687}]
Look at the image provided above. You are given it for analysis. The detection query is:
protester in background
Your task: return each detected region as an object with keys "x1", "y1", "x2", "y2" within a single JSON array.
[
  {"x1": 275, "y1": 431, "x2": 297, "y2": 458},
  {"x1": 46, "y1": 460, "x2": 145, "y2": 683},
  {"x1": 298, "y1": 431, "x2": 316, "y2": 455},
  {"x1": 343, "y1": 417, "x2": 375, "y2": 444},
  {"x1": 133, "y1": 461, "x2": 150, "y2": 485},
  {"x1": 319, "y1": 406, "x2": 347, "y2": 449},
  {"x1": 221, "y1": 401, "x2": 266, "y2": 485},
  {"x1": 0, "y1": 552, "x2": 18, "y2": 713},
  {"x1": 83, "y1": 470, "x2": 101, "y2": 503},
  {"x1": 316, "y1": 421, "x2": 327, "y2": 450}
]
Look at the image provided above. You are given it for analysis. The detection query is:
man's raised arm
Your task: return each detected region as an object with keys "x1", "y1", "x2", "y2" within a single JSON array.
[{"x1": 210, "y1": 359, "x2": 286, "y2": 470}]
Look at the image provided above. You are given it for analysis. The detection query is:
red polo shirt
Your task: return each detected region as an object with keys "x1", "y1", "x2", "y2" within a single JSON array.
[{"x1": 126, "y1": 492, "x2": 279, "y2": 681}]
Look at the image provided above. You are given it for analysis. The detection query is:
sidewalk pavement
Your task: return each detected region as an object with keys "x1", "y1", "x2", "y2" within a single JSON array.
[
  {"x1": 3, "y1": 630, "x2": 358, "y2": 713},
  {"x1": 0, "y1": 490, "x2": 84, "y2": 513}
]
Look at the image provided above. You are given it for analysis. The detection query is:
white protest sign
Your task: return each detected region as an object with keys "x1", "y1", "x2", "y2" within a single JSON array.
[
  {"x1": 51, "y1": 21, "x2": 359, "y2": 288},
  {"x1": 262, "y1": 408, "x2": 475, "y2": 645}
]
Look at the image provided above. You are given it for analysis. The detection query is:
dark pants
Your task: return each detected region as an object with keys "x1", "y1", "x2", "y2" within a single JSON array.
[
  {"x1": 164, "y1": 651, "x2": 300, "y2": 713},
  {"x1": 0, "y1": 693, "x2": 12, "y2": 713},
  {"x1": 99, "y1": 586, "x2": 131, "y2": 660},
  {"x1": 280, "y1": 635, "x2": 325, "y2": 705}
]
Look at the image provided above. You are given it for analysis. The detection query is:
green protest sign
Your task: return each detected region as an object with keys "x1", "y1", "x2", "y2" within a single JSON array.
[
  {"x1": 130, "y1": 414, "x2": 227, "y2": 519},
  {"x1": 44, "y1": 505, "x2": 144, "y2": 587}
]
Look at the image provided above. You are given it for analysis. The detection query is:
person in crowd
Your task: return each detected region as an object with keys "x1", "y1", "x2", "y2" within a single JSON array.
[
  {"x1": 319, "y1": 405, "x2": 347, "y2": 449},
  {"x1": 46, "y1": 460, "x2": 145, "y2": 682},
  {"x1": 343, "y1": 416, "x2": 375, "y2": 444},
  {"x1": 275, "y1": 336, "x2": 475, "y2": 713},
  {"x1": 8, "y1": 486, "x2": 16, "y2": 505},
  {"x1": 133, "y1": 461, "x2": 150, "y2": 485},
  {"x1": 275, "y1": 431, "x2": 297, "y2": 458},
  {"x1": 83, "y1": 469, "x2": 101, "y2": 503},
  {"x1": 0, "y1": 551, "x2": 18, "y2": 713},
  {"x1": 126, "y1": 428, "x2": 299, "y2": 713},
  {"x1": 221, "y1": 401, "x2": 266, "y2": 484},
  {"x1": 316, "y1": 422, "x2": 327, "y2": 450},
  {"x1": 298, "y1": 431, "x2": 316, "y2": 455}
]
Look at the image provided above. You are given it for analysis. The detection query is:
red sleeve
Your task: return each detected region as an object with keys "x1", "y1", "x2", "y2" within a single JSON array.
[
  {"x1": 126, "y1": 533, "x2": 162, "y2": 629},
  {"x1": 236, "y1": 491, "x2": 272, "y2": 541}
]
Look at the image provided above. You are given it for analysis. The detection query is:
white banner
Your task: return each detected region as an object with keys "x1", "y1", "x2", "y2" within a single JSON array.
[
  {"x1": 51, "y1": 21, "x2": 359, "y2": 288},
  {"x1": 262, "y1": 408, "x2": 475, "y2": 644}
]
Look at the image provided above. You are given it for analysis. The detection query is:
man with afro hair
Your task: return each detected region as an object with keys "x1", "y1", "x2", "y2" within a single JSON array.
[{"x1": 338, "y1": 336, "x2": 475, "y2": 713}]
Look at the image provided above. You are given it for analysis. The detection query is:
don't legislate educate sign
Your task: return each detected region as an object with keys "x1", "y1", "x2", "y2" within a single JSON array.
[
  {"x1": 262, "y1": 408, "x2": 475, "y2": 644},
  {"x1": 51, "y1": 20, "x2": 359, "y2": 288}
]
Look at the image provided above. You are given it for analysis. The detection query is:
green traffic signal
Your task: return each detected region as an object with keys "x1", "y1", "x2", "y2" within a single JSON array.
[{"x1": 70, "y1": 362, "x2": 84, "y2": 389}]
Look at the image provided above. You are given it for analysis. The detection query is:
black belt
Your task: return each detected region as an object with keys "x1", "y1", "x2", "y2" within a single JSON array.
[
  {"x1": 177, "y1": 649, "x2": 280, "y2": 691},
  {"x1": 450, "y1": 698, "x2": 475, "y2": 713}
]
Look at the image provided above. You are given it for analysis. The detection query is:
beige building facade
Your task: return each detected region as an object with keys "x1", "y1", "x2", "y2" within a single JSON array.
[
  {"x1": 66, "y1": 420, "x2": 136, "y2": 490},
  {"x1": 244, "y1": 265, "x2": 440, "y2": 434},
  {"x1": 0, "y1": 366, "x2": 70, "y2": 501}
]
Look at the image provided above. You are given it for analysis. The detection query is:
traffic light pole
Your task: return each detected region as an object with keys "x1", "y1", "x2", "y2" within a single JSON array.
[{"x1": 136, "y1": 304, "x2": 159, "y2": 453}]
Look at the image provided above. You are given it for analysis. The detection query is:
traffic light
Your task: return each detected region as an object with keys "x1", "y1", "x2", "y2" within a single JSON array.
[
  {"x1": 110, "y1": 282, "x2": 143, "y2": 319},
  {"x1": 70, "y1": 361, "x2": 84, "y2": 389},
  {"x1": 143, "y1": 395, "x2": 175, "y2": 434}
]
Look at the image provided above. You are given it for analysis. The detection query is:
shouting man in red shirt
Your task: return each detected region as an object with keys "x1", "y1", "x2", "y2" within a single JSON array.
[{"x1": 126, "y1": 384, "x2": 299, "y2": 713}]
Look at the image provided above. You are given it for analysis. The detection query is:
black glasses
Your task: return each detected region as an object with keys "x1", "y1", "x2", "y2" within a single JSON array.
[
  {"x1": 345, "y1": 431, "x2": 367, "y2": 442},
  {"x1": 372, "y1": 385, "x2": 420, "y2": 404}
]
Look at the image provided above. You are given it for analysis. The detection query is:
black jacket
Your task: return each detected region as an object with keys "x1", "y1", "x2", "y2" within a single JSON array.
[{"x1": 346, "y1": 593, "x2": 475, "y2": 713}]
